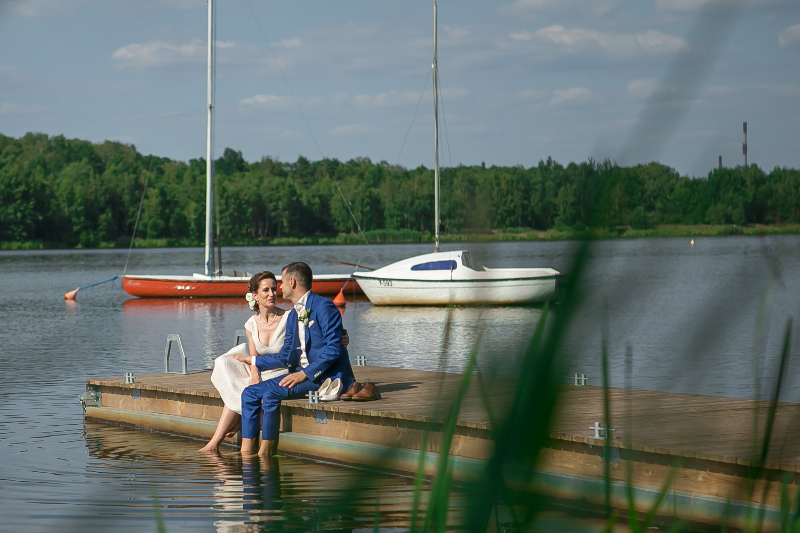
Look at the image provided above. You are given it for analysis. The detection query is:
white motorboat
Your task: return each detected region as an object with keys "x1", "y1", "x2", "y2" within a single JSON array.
[
  {"x1": 353, "y1": 2, "x2": 560, "y2": 306},
  {"x1": 353, "y1": 250, "x2": 560, "y2": 305}
]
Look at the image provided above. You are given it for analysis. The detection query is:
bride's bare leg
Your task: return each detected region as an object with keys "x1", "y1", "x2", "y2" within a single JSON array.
[
  {"x1": 225, "y1": 417, "x2": 242, "y2": 438},
  {"x1": 199, "y1": 406, "x2": 240, "y2": 452}
]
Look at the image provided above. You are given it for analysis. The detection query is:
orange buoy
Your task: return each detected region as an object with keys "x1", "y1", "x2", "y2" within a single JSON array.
[
  {"x1": 64, "y1": 288, "x2": 79, "y2": 300},
  {"x1": 333, "y1": 290, "x2": 346, "y2": 308}
]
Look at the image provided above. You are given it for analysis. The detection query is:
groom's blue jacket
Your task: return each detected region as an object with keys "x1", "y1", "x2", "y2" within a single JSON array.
[{"x1": 254, "y1": 291, "x2": 355, "y2": 390}]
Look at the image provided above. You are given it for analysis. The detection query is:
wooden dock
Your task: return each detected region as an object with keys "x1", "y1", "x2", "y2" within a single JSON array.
[{"x1": 84, "y1": 366, "x2": 800, "y2": 529}]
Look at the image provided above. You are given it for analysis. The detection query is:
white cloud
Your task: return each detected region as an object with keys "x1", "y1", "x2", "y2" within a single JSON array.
[
  {"x1": 549, "y1": 87, "x2": 601, "y2": 107},
  {"x1": 626, "y1": 78, "x2": 682, "y2": 98},
  {"x1": 2, "y1": 0, "x2": 85, "y2": 16},
  {"x1": 518, "y1": 89, "x2": 546, "y2": 99},
  {"x1": 443, "y1": 25, "x2": 470, "y2": 38},
  {"x1": 778, "y1": 23, "x2": 800, "y2": 49},
  {"x1": 112, "y1": 39, "x2": 208, "y2": 68},
  {"x1": 705, "y1": 85, "x2": 739, "y2": 96},
  {"x1": 353, "y1": 88, "x2": 467, "y2": 108},
  {"x1": 275, "y1": 38, "x2": 302, "y2": 49},
  {"x1": 353, "y1": 90, "x2": 424, "y2": 108},
  {"x1": 514, "y1": 25, "x2": 687, "y2": 59},
  {"x1": 240, "y1": 94, "x2": 322, "y2": 110},
  {"x1": 329, "y1": 124, "x2": 379, "y2": 136},
  {"x1": 506, "y1": 0, "x2": 626, "y2": 17},
  {"x1": 0, "y1": 102, "x2": 46, "y2": 114},
  {"x1": 655, "y1": 0, "x2": 784, "y2": 11},
  {"x1": 654, "y1": 0, "x2": 726, "y2": 11},
  {"x1": 755, "y1": 84, "x2": 800, "y2": 96},
  {"x1": 3, "y1": 0, "x2": 198, "y2": 17},
  {"x1": 0, "y1": 65, "x2": 36, "y2": 86},
  {"x1": 636, "y1": 98, "x2": 703, "y2": 112}
]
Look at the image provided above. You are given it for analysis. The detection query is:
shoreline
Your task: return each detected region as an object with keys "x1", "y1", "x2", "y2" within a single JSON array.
[{"x1": 2, "y1": 224, "x2": 798, "y2": 251}]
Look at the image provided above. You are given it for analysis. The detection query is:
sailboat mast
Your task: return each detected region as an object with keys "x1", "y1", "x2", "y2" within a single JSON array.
[
  {"x1": 204, "y1": 0, "x2": 215, "y2": 276},
  {"x1": 432, "y1": 0, "x2": 440, "y2": 253}
]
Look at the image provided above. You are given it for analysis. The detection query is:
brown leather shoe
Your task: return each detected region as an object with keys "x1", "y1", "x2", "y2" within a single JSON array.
[
  {"x1": 353, "y1": 380, "x2": 381, "y2": 401},
  {"x1": 340, "y1": 381, "x2": 362, "y2": 401}
]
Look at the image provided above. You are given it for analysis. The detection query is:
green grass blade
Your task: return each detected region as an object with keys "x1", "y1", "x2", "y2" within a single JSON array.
[
  {"x1": 152, "y1": 490, "x2": 166, "y2": 533},
  {"x1": 664, "y1": 518, "x2": 688, "y2": 533},
  {"x1": 746, "y1": 319, "x2": 793, "y2": 507},
  {"x1": 374, "y1": 497, "x2": 380, "y2": 533},
  {"x1": 602, "y1": 309, "x2": 612, "y2": 518},
  {"x1": 759, "y1": 320, "x2": 792, "y2": 470},
  {"x1": 781, "y1": 476, "x2": 790, "y2": 533},
  {"x1": 641, "y1": 462, "x2": 680, "y2": 531},
  {"x1": 423, "y1": 328, "x2": 483, "y2": 532},
  {"x1": 466, "y1": 239, "x2": 592, "y2": 531}
]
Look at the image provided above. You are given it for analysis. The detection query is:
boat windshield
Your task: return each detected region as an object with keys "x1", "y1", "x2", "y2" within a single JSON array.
[{"x1": 410, "y1": 260, "x2": 458, "y2": 271}]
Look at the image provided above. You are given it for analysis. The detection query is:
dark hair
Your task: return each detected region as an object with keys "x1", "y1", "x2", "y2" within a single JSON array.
[
  {"x1": 282, "y1": 262, "x2": 312, "y2": 290},
  {"x1": 248, "y1": 271, "x2": 277, "y2": 313}
]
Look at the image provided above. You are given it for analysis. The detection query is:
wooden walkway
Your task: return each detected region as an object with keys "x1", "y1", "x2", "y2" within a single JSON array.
[
  {"x1": 87, "y1": 366, "x2": 800, "y2": 469},
  {"x1": 85, "y1": 365, "x2": 800, "y2": 529}
]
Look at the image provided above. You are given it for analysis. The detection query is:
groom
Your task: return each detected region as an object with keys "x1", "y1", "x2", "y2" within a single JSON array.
[{"x1": 235, "y1": 261, "x2": 355, "y2": 456}]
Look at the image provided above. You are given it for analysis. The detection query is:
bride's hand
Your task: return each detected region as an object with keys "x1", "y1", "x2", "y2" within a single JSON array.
[
  {"x1": 342, "y1": 329, "x2": 350, "y2": 348},
  {"x1": 249, "y1": 370, "x2": 261, "y2": 386}
]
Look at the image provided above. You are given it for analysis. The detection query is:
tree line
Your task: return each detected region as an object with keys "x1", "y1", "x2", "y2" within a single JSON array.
[{"x1": 1, "y1": 132, "x2": 798, "y2": 248}]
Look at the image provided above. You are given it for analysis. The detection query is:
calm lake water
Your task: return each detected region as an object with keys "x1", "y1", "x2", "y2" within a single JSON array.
[{"x1": 1, "y1": 237, "x2": 798, "y2": 531}]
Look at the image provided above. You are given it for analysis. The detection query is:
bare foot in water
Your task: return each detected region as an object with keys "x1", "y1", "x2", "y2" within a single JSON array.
[
  {"x1": 258, "y1": 439, "x2": 277, "y2": 457},
  {"x1": 240, "y1": 437, "x2": 258, "y2": 457},
  {"x1": 198, "y1": 441, "x2": 221, "y2": 453}
]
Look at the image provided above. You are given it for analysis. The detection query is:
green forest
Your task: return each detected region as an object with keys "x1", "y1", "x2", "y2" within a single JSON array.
[{"x1": 1, "y1": 132, "x2": 799, "y2": 249}]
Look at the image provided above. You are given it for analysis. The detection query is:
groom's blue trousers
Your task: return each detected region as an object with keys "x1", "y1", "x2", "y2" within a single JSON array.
[{"x1": 241, "y1": 376, "x2": 318, "y2": 440}]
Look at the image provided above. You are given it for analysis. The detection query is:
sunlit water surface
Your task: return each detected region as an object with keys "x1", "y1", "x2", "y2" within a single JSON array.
[{"x1": 1, "y1": 238, "x2": 798, "y2": 531}]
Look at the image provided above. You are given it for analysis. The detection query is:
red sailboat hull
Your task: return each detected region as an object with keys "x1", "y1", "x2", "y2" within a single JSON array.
[{"x1": 123, "y1": 275, "x2": 362, "y2": 298}]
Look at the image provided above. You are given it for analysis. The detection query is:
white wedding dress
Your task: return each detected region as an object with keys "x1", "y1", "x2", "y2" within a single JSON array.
[{"x1": 210, "y1": 312, "x2": 290, "y2": 414}]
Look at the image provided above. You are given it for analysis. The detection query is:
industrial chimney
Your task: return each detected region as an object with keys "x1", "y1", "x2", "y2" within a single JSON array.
[{"x1": 742, "y1": 122, "x2": 748, "y2": 168}]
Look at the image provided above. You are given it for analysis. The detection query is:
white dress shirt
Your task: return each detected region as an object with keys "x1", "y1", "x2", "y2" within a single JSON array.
[{"x1": 294, "y1": 290, "x2": 311, "y2": 368}]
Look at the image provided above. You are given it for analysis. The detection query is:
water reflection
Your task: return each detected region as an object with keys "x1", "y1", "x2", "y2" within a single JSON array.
[
  {"x1": 346, "y1": 305, "x2": 543, "y2": 375},
  {"x1": 2, "y1": 238, "x2": 799, "y2": 531},
  {"x1": 82, "y1": 422, "x2": 454, "y2": 532},
  {"x1": 119, "y1": 296, "x2": 542, "y2": 377}
]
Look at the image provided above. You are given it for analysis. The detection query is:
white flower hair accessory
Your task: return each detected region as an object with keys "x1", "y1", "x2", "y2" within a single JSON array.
[{"x1": 245, "y1": 292, "x2": 256, "y2": 311}]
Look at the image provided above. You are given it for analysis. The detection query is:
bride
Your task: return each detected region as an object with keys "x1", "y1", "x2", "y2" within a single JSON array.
[{"x1": 199, "y1": 270, "x2": 348, "y2": 453}]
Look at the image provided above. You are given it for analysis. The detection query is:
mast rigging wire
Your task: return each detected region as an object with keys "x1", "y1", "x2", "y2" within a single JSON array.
[
  {"x1": 436, "y1": 72, "x2": 453, "y2": 167},
  {"x1": 122, "y1": 155, "x2": 155, "y2": 276},
  {"x1": 395, "y1": 68, "x2": 431, "y2": 166},
  {"x1": 244, "y1": 0, "x2": 378, "y2": 264}
]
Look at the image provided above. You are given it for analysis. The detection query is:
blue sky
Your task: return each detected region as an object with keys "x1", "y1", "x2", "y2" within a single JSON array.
[{"x1": 0, "y1": 0, "x2": 798, "y2": 176}]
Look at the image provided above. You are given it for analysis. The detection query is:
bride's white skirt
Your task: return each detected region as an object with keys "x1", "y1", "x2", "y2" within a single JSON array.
[{"x1": 210, "y1": 343, "x2": 289, "y2": 414}]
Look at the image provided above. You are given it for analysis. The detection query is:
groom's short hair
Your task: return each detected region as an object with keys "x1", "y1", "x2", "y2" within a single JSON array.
[{"x1": 283, "y1": 262, "x2": 312, "y2": 289}]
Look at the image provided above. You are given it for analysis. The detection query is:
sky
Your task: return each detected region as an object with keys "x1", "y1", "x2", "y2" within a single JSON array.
[{"x1": 0, "y1": 0, "x2": 798, "y2": 177}]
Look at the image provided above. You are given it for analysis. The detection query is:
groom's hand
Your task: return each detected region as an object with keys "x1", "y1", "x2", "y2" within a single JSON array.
[
  {"x1": 279, "y1": 370, "x2": 308, "y2": 388},
  {"x1": 230, "y1": 354, "x2": 251, "y2": 365}
]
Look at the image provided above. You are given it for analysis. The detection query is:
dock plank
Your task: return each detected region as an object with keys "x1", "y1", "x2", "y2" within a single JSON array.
[{"x1": 88, "y1": 365, "x2": 800, "y2": 471}]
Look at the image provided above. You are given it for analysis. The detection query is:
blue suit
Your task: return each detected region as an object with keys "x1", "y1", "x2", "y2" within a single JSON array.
[{"x1": 241, "y1": 291, "x2": 355, "y2": 440}]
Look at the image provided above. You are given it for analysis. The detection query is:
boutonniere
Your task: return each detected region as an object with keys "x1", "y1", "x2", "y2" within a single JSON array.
[{"x1": 298, "y1": 308, "x2": 313, "y2": 327}]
